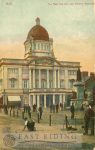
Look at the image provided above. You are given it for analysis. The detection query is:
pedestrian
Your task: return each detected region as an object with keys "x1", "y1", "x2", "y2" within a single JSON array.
[
  {"x1": 28, "y1": 105, "x2": 31, "y2": 118},
  {"x1": 56, "y1": 104, "x2": 59, "y2": 113},
  {"x1": 39, "y1": 104, "x2": 43, "y2": 119},
  {"x1": 60, "y1": 103, "x2": 63, "y2": 111},
  {"x1": 84, "y1": 105, "x2": 95, "y2": 135},
  {"x1": 70, "y1": 103, "x2": 75, "y2": 119},
  {"x1": 33, "y1": 104, "x2": 36, "y2": 112},
  {"x1": 23, "y1": 117, "x2": 28, "y2": 131},
  {"x1": 80, "y1": 103, "x2": 84, "y2": 111}
]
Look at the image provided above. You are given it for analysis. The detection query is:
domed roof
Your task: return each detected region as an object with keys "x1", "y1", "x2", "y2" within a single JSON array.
[{"x1": 27, "y1": 18, "x2": 49, "y2": 41}]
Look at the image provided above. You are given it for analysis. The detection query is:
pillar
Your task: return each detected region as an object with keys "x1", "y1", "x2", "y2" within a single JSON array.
[
  {"x1": 59, "y1": 94, "x2": 62, "y2": 103},
  {"x1": 53, "y1": 69, "x2": 56, "y2": 88},
  {"x1": 29, "y1": 69, "x2": 31, "y2": 89},
  {"x1": 58, "y1": 69, "x2": 60, "y2": 88},
  {"x1": 53, "y1": 94, "x2": 55, "y2": 104},
  {"x1": 19, "y1": 67, "x2": 22, "y2": 89},
  {"x1": 47, "y1": 69, "x2": 49, "y2": 88},
  {"x1": 33, "y1": 95, "x2": 36, "y2": 105},
  {"x1": 37, "y1": 95, "x2": 40, "y2": 108},
  {"x1": 39, "y1": 69, "x2": 41, "y2": 88},
  {"x1": 44, "y1": 94, "x2": 46, "y2": 108},
  {"x1": 65, "y1": 68, "x2": 68, "y2": 89},
  {"x1": 33, "y1": 69, "x2": 35, "y2": 88},
  {"x1": 29, "y1": 95, "x2": 33, "y2": 107},
  {"x1": 62, "y1": 94, "x2": 65, "y2": 108}
]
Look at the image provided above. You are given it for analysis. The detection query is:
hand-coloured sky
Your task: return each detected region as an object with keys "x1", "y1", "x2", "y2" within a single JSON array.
[{"x1": 0, "y1": 0, "x2": 95, "y2": 72}]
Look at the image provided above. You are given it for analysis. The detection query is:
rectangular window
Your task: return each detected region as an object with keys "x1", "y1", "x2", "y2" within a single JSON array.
[
  {"x1": 35, "y1": 79, "x2": 39, "y2": 88},
  {"x1": 41, "y1": 79, "x2": 46, "y2": 88},
  {"x1": 8, "y1": 68, "x2": 18, "y2": 74},
  {"x1": 60, "y1": 80, "x2": 65, "y2": 88},
  {"x1": 9, "y1": 79, "x2": 17, "y2": 88},
  {"x1": 49, "y1": 80, "x2": 53, "y2": 88},
  {"x1": 41, "y1": 70, "x2": 47, "y2": 79},
  {"x1": 68, "y1": 70, "x2": 76, "y2": 75},
  {"x1": 68, "y1": 80, "x2": 73, "y2": 88},
  {"x1": 23, "y1": 80, "x2": 29, "y2": 89}
]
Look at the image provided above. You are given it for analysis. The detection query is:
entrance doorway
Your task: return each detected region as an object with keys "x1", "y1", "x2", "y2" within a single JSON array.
[{"x1": 46, "y1": 95, "x2": 53, "y2": 107}]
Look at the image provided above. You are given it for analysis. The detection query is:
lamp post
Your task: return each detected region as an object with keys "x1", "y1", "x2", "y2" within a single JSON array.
[
  {"x1": 3, "y1": 89, "x2": 8, "y2": 114},
  {"x1": 23, "y1": 89, "x2": 29, "y2": 106}
]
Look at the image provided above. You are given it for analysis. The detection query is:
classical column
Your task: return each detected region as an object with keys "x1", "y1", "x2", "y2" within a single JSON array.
[
  {"x1": 33, "y1": 69, "x2": 35, "y2": 88},
  {"x1": 53, "y1": 94, "x2": 55, "y2": 104},
  {"x1": 29, "y1": 95, "x2": 33, "y2": 107},
  {"x1": 3, "y1": 67, "x2": 7, "y2": 89},
  {"x1": 53, "y1": 69, "x2": 56, "y2": 88},
  {"x1": 29, "y1": 69, "x2": 31, "y2": 89},
  {"x1": 19, "y1": 68, "x2": 22, "y2": 89},
  {"x1": 47, "y1": 69, "x2": 49, "y2": 88},
  {"x1": 44, "y1": 94, "x2": 46, "y2": 108},
  {"x1": 37, "y1": 95, "x2": 40, "y2": 108},
  {"x1": 39, "y1": 69, "x2": 41, "y2": 88},
  {"x1": 65, "y1": 68, "x2": 68, "y2": 89},
  {"x1": 33, "y1": 95, "x2": 36, "y2": 105},
  {"x1": 62, "y1": 94, "x2": 65, "y2": 108},
  {"x1": 58, "y1": 69, "x2": 60, "y2": 88},
  {"x1": 59, "y1": 94, "x2": 62, "y2": 103}
]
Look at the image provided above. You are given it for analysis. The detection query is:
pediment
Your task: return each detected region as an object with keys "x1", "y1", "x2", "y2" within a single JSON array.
[{"x1": 28, "y1": 57, "x2": 61, "y2": 67}]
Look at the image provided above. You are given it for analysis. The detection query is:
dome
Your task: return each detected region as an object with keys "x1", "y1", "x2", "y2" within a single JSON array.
[{"x1": 27, "y1": 18, "x2": 49, "y2": 41}]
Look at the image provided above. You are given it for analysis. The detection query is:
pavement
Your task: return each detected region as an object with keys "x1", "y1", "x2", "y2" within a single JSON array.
[{"x1": 0, "y1": 110, "x2": 95, "y2": 150}]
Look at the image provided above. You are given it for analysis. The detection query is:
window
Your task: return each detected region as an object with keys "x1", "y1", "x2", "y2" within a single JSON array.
[
  {"x1": 60, "y1": 80, "x2": 65, "y2": 88},
  {"x1": 35, "y1": 80, "x2": 39, "y2": 88},
  {"x1": 41, "y1": 43, "x2": 43, "y2": 50},
  {"x1": 41, "y1": 79, "x2": 46, "y2": 88},
  {"x1": 41, "y1": 70, "x2": 47, "y2": 79},
  {"x1": 23, "y1": 80, "x2": 29, "y2": 89},
  {"x1": 49, "y1": 80, "x2": 53, "y2": 88},
  {"x1": 9, "y1": 79, "x2": 17, "y2": 88},
  {"x1": 68, "y1": 70, "x2": 76, "y2": 75},
  {"x1": 8, "y1": 68, "x2": 18, "y2": 74},
  {"x1": 68, "y1": 80, "x2": 74, "y2": 88},
  {"x1": 34, "y1": 43, "x2": 36, "y2": 50}
]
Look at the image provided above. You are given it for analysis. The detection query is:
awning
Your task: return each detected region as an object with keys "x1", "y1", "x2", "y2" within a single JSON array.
[{"x1": 8, "y1": 96, "x2": 21, "y2": 102}]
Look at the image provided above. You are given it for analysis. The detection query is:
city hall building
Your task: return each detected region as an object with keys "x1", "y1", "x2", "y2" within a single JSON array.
[{"x1": 0, "y1": 18, "x2": 80, "y2": 108}]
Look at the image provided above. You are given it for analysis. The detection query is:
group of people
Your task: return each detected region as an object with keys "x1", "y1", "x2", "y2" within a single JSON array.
[
  {"x1": 70, "y1": 102, "x2": 95, "y2": 135},
  {"x1": 50, "y1": 103, "x2": 63, "y2": 113},
  {"x1": 23, "y1": 104, "x2": 43, "y2": 119}
]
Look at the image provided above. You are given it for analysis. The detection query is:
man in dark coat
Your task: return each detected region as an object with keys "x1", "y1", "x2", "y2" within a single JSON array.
[
  {"x1": 70, "y1": 103, "x2": 75, "y2": 119},
  {"x1": 84, "y1": 105, "x2": 94, "y2": 135},
  {"x1": 56, "y1": 104, "x2": 59, "y2": 113},
  {"x1": 39, "y1": 104, "x2": 43, "y2": 119}
]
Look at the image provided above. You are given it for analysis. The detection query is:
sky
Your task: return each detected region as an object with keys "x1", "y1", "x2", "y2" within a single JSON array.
[{"x1": 0, "y1": 0, "x2": 95, "y2": 72}]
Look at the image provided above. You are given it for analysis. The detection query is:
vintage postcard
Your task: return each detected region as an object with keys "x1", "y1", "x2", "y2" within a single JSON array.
[{"x1": 0, "y1": 0, "x2": 95, "y2": 150}]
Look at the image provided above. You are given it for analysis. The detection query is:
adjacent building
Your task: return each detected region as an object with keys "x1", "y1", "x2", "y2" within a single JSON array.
[{"x1": 0, "y1": 18, "x2": 80, "y2": 108}]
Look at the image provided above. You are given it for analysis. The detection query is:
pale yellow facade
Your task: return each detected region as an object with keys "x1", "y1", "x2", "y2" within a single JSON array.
[{"x1": 0, "y1": 18, "x2": 80, "y2": 108}]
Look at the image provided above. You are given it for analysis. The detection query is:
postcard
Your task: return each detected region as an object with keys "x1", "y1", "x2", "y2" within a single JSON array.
[{"x1": 0, "y1": 0, "x2": 95, "y2": 150}]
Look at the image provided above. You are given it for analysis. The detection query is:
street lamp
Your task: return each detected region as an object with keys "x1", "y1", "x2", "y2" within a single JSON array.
[{"x1": 3, "y1": 89, "x2": 8, "y2": 114}]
